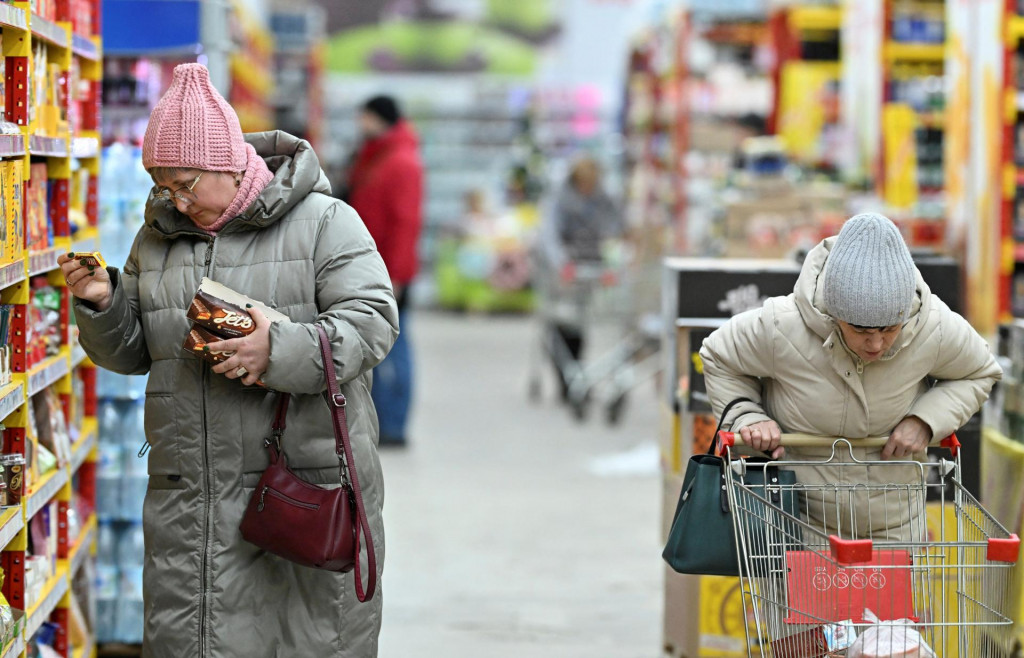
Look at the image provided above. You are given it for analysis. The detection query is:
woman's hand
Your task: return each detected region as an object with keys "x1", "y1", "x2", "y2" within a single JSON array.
[
  {"x1": 58, "y1": 253, "x2": 113, "y2": 311},
  {"x1": 739, "y1": 420, "x2": 784, "y2": 459},
  {"x1": 882, "y1": 416, "x2": 932, "y2": 460},
  {"x1": 210, "y1": 307, "x2": 271, "y2": 386}
]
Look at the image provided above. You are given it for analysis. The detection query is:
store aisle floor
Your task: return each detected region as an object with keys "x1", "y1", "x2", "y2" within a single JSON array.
[{"x1": 378, "y1": 312, "x2": 663, "y2": 658}]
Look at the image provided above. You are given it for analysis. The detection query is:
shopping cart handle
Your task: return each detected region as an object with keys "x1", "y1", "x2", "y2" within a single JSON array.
[
  {"x1": 830, "y1": 536, "x2": 873, "y2": 565},
  {"x1": 717, "y1": 431, "x2": 961, "y2": 455}
]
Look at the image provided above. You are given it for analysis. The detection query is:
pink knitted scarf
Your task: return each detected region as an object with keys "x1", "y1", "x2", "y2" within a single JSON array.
[{"x1": 198, "y1": 143, "x2": 275, "y2": 234}]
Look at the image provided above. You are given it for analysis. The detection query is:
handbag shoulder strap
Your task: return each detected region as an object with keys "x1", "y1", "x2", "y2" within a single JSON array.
[{"x1": 316, "y1": 324, "x2": 377, "y2": 603}]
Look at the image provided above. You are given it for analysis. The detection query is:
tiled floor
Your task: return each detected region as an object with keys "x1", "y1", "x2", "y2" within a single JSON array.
[{"x1": 378, "y1": 312, "x2": 663, "y2": 658}]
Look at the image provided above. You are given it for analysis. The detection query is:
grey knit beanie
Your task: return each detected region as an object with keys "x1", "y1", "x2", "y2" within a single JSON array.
[{"x1": 822, "y1": 213, "x2": 916, "y2": 327}]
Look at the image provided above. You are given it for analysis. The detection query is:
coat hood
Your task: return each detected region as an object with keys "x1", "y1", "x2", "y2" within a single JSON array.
[
  {"x1": 145, "y1": 130, "x2": 332, "y2": 237},
  {"x1": 794, "y1": 238, "x2": 930, "y2": 358}
]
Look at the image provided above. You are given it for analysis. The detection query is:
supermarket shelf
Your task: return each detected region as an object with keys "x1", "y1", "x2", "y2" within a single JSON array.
[
  {"x1": 25, "y1": 467, "x2": 68, "y2": 521},
  {"x1": 1, "y1": 632, "x2": 24, "y2": 658},
  {"x1": 29, "y1": 134, "x2": 68, "y2": 158},
  {"x1": 71, "y1": 136, "x2": 99, "y2": 159},
  {"x1": 71, "y1": 227, "x2": 99, "y2": 256},
  {"x1": 68, "y1": 513, "x2": 96, "y2": 576},
  {"x1": 0, "y1": 134, "x2": 25, "y2": 159},
  {"x1": 28, "y1": 245, "x2": 62, "y2": 276},
  {"x1": 24, "y1": 565, "x2": 69, "y2": 640},
  {"x1": 0, "y1": 259, "x2": 25, "y2": 293},
  {"x1": 70, "y1": 418, "x2": 97, "y2": 475},
  {"x1": 789, "y1": 5, "x2": 841, "y2": 32},
  {"x1": 71, "y1": 33, "x2": 99, "y2": 61},
  {"x1": 0, "y1": 3, "x2": 26, "y2": 30},
  {"x1": 0, "y1": 381, "x2": 24, "y2": 423},
  {"x1": 31, "y1": 13, "x2": 68, "y2": 49},
  {"x1": 917, "y1": 112, "x2": 946, "y2": 129},
  {"x1": 0, "y1": 506, "x2": 23, "y2": 551},
  {"x1": 28, "y1": 351, "x2": 69, "y2": 397},
  {"x1": 884, "y1": 42, "x2": 945, "y2": 63}
]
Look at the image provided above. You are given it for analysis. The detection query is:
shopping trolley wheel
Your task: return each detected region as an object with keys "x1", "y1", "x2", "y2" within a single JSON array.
[
  {"x1": 606, "y1": 393, "x2": 628, "y2": 426},
  {"x1": 528, "y1": 377, "x2": 542, "y2": 403}
]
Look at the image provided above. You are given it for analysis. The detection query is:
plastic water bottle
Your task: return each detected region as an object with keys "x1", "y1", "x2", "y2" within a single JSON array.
[
  {"x1": 116, "y1": 523, "x2": 145, "y2": 568},
  {"x1": 98, "y1": 400, "x2": 123, "y2": 442},
  {"x1": 120, "y1": 401, "x2": 145, "y2": 446},
  {"x1": 94, "y1": 522, "x2": 119, "y2": 644},
  {"x1": 96, "y1": 443, "x2": 123, "y2": 521},
  {"x1": 120, "y1": 447, "x2": 148, "y2": 522},
  {"x1": 116, "y1": 565, "x2": 144, "y2": 644}
]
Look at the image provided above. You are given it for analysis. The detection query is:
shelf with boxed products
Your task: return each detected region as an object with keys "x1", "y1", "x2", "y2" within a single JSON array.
[
  {"x1": 24, "y1": 466, "x2": 67, "y2": 522},
  {"x1": 0, "y1": 507, "x2": 21, "y2": 552},
  {"x1": 69, "y1": 418, "x2": 95, "y2": 476},
  {"x1": 66, "y1": 512, "x2": 94, "y2": 576},
  {"x1": 30, "y1": 13, "x2": 68, "y2": 50},
  {"x1": 23, "y1": 564, "x2": 67, "y2": 640},
  {"x1": 27, "y1": 350, "x2": 69, "y2": 398},
  {"x1": 71, "y1": 343, "x2": 87, "y2": 371},
  {"x1": 0, "y1": 383, "x2": 22, "y2": 426}
]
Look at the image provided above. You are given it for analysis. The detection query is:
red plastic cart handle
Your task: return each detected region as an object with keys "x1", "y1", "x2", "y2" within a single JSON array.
[
  {"x1": 830, "y1": 536, "x2": 873, "y2": 565},
  {"x1": 988, "y1": 535, "x2": 1021, "y2": 563},
  {"x1": 939, "y1": 433, "x2": 960, "y2": 457}
]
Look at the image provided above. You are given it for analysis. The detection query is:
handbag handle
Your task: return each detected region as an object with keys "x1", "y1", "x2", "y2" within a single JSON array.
[
  {"x1": 709, "y1": 398, "x2": 753, "y2": 456},
  {"x1": 269, "y1": 326, "x2": 377, "y2": 602}
]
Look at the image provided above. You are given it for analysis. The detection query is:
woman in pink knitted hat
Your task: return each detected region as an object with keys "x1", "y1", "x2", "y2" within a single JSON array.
[{"x1": 58, "y1": 63, "x2": 398, "y2": 657}]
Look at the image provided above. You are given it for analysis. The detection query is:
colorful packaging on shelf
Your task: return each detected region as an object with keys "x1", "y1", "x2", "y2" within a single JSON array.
[
  {"x1": 7, "y1": 160, "x2": 23, "y2": 263},
  {"x1": 26, "y1": 164, "x2": 50, "y2": 252},
  {"x1": 0, "y1": 454, "x2": 24, "y2": 505}
]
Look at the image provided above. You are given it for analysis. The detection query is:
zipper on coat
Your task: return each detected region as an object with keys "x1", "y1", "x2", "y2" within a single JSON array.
[
  {"x1": 198, "y1": 237, "x2": 216, "y2": 657},
  {"x1": 258, "y1": 486, "x2": 320, "y2": 512}
]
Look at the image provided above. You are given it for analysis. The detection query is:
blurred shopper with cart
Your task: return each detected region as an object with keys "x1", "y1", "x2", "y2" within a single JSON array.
[
  {"x1": 348, "y1": 95, "x2": 424, "y2": 447},
  {"x1": 532, "y1": 157, "x2": 661, "y2": 423},
  {"x1": 700, "y1": 212, "x2": 1001, "y2": 539},
  {"x1": 539, "y1": 158, "x2": 623, "y2": 400}
]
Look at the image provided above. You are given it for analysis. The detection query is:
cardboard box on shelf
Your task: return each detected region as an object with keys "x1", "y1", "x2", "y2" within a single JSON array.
[{"x1": 722, "y1": 196, "x2": 817, "y2": 259}]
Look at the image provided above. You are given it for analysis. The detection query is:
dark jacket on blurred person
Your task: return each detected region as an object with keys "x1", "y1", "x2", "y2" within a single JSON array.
[
  {"x1": 348, "y1": 120, "x2": 424, "y2": 287},
  {"x1": 546, "y1": 158, "x2": 623, "y2": 265}
]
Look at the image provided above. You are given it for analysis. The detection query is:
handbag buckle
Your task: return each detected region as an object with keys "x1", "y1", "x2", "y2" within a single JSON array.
[
  {"x1": 332, "y1": 394, "x2": 347, "y2": 408},
  {"x1": 265, "y1": 429, "x2": 283, "y2": 451}
]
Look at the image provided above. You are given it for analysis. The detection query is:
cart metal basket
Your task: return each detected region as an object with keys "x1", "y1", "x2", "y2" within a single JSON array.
[{"x1": 717, "y1": 431, "x2": 1021, "y2": 658}]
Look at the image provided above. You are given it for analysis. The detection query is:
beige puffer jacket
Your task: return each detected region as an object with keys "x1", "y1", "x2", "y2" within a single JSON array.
[{"x1": 700, "y1": 238, "x2": 1001, "y2": 540}]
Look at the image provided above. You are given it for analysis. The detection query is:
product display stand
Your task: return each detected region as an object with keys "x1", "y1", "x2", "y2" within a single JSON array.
[
  {"x1": 0, "y1": 1, "x2": 102, "y2": 657},
  {"x1": 768, "y1": 2, "x2": 842, "y2": 170}
]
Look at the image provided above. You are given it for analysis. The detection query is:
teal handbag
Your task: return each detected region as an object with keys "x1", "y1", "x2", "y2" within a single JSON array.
[{"x1": 663, "y1": 399, "x2": 800, "y2": 577}]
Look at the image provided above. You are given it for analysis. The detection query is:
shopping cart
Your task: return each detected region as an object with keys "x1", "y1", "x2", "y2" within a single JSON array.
[
  {"x1": 527, "y1": 254, "x2": 661, "y2": 424},
  {"x1": 716, "y1": 431, "x2": 1022, "y2": 658}
]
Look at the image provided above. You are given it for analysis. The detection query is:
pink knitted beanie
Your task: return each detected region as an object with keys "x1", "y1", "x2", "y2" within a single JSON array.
[{"x1": 142, "y1": 63, "x2": 247, "y2": 172}]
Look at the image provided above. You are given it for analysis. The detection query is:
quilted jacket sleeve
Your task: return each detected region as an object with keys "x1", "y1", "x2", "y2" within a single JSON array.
[
  {"x1": 908, "y1": 301, "x2": 1002, "y2": 439},
  {"x1": 73, "y1": 232, "x2": 152, "y2": 375},
  {"x1": 699, "y1": 302, "x2": 777, "y2": 430},
  {"x1": 261, "y1": 201, "x2": 399, "y2": 394}
]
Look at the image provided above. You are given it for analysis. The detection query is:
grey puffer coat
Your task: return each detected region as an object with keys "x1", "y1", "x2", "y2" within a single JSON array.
[{"x1": 75, "y1": 131, "x2": 398, "y2": 658}]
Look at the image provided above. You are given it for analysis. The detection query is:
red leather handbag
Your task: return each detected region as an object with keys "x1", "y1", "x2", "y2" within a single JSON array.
[{"x1": 239, "y1": 325, "x2": 377, "y2": 602}]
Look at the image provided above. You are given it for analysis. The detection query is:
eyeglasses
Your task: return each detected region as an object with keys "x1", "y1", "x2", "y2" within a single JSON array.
[{"x1": 153, "y1": 173, "x2": 203, "y2": 207}]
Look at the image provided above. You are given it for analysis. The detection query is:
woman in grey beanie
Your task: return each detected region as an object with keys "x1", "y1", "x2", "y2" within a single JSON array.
[{"x1": 700, "y1": 213, "x2": 1001, "y2": 539}]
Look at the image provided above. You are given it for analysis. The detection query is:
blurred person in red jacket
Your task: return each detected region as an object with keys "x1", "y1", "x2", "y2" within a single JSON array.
[{"x1": 348, "y1": 95, "x2": 424, "y2": 447}]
